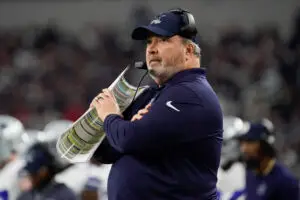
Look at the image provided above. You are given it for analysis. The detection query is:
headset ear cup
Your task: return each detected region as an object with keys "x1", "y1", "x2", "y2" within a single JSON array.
[
  {"x1": 168, "y1": 8, "x2": 197, "y2": 38},
  {"x1": 181, "y1": 12, "x2": 197, "y2": 36},
  {"x1": 267, "y1": 135, "x2": 275, "y2": 145},
  {"x1": 261, "y1": 119, "x2": 275, "y2": 145}
]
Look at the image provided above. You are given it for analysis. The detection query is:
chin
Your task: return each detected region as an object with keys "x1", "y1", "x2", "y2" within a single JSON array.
[
  {"x1": 148, "y1": 70, "x2": 160, "y2": 84},
  {"x1": 148, "y1": 70, "x2": 157, "y2": 79}
]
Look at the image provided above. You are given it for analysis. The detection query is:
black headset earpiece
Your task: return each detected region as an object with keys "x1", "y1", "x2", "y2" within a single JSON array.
[
  {"x1": 260, "y1": 118, "x2": 275, "y2": 145},
  {"x1": 168, "y1": 8, "x2": 198, "y2": 38}
]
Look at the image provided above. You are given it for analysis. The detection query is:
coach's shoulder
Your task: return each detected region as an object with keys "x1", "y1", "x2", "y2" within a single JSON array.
[
  {"x1": 160, "y1": 80, "x2": 221, "y2": 108},
  {"x1": 159, "y1": 83, "x2": 202, "y2": 105}
]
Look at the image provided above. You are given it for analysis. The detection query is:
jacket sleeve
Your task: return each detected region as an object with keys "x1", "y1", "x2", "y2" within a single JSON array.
[
  {"x1": 91, "y1": 137, "x2": 122, "y2": 164},
  {"x1": 91, "y1": 87, "x2": 157, "y2": 163},
  {"x1": 103, "y1": 84, "x2": 222, "y2": 154}
]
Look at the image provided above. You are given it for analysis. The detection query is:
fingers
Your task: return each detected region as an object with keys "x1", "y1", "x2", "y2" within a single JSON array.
[
  {"x1": 131, "y1": 115, "x2": 139, "y2": 122},
  {"x1": 90, "y1": 96, "x2": 100, "y2": 108},
  {"x1": 137, "y1": 108, "x2": 149, "y2": 115},
  {"x1": 91, "y1": 89, "x2": 114, "y2": 105},
  {"x1": 102, "y1": 89, "x2": 113, "y2": 99},
  {"x1": 131, "y1": 105, "x2": 152, "y2": 122},
  {"x1": 90, "y1": 89, "x2": 110, "y2": 108},
  {"x1": 90, "y1": 92, "x2": 105, "y2": 108},
  {"x1": 138, "y1": 104, "x2": 151, "y2": 115},
  {"x1": 90, "y1": 98, "x2": 97, "y2": 108},
  {"x1": 90, "y1": 97, "x2": 101, "y2": 108},
  {"x1": 97, "y1": 93, "x2": 107, "y2": 100},
  {"x1": 131, "y1": 113, "x2": 144, "y2": 122},
  {"x1": 103, "y1": 88, "x2": 118, "y2": 103}
]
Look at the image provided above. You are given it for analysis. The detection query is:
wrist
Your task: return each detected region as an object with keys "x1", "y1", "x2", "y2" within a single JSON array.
[{"x1": 101, "y1": 112, "x2": 122, "y2": 122}]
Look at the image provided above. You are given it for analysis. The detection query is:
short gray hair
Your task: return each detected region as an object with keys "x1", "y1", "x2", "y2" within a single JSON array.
[{"x1": 182, "y1": 38, "x2": 201, "y2": 58}]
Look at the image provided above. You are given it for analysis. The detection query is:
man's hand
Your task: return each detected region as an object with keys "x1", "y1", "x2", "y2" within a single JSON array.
[
  {"x1": 90, "y1": 89, "x2": 122, "y2": 122},
  {"x1": 131, "y1": 104, "x2": 151, "y2": 122}
]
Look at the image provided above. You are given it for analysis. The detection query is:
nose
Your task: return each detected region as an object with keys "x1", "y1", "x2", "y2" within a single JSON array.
[{"x1": 148, "y1": 47, "x2": 157, "y2": 55}]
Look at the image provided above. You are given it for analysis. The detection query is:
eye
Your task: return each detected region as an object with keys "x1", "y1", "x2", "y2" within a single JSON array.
[
  {"x1": 146, "y1": 38, "x2": 152, "y2": 45},
  {"x1": 161, "y1": 37, "x2": 169, "y2": 42}
]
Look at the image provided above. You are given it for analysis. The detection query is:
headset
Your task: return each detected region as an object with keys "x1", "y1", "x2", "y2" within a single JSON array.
[
  {"x1": 238, "y1": 118, "x2": 275, "y2": 145},
  {"x1": 168, "y1": 8, "x2": 198, "y2": 39},
  {"x1": 133, "y1": 9, "x2": 198, "y2": 93},
  {"x1": 259, "y1": 118, "x2": 275, "y2": 145},
  {"x1": 253, "y1": 118, "x2": 277, "y2": 158}
]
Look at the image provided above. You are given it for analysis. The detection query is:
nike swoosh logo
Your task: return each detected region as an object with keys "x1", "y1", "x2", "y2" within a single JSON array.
[{"x1": 166, "y1": 101, "x2": 180, "y2": 112}]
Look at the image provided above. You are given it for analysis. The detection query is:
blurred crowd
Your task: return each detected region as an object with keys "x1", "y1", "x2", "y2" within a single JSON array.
[
  {"x1": 206, "y1": 12, "x2": 300, "y2": 169},
  {"x1": 0, "y1": 6, "x2": 300, "y2": 173}
]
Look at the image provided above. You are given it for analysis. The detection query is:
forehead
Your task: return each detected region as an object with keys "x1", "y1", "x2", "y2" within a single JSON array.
[{"x1": 147, "y1": 34, "x2": 182, "y2": 42}]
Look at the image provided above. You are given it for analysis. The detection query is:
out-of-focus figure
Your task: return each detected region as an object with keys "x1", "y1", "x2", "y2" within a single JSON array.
[
  {"x1": 16, "y1": 142, "x2": 76, "y2": 200},
  {"x1": 55, "y1": 159, "x2": 111, "y2": 200},
  {"x1": 217, "y1": 116, "x2": 246, "y2": 200},
  {"x1": 0, "y1": 115, "x2": 25, "y2": 169},
  {"x1": 0, "y1": 115, "x2": 43, "y2": 200},
  {"x1": 236, "y1": 119, "x2": 299, "y2": 200},
  {"x1": 42, "y1": 119, "x2": 111, "y2": 199}
]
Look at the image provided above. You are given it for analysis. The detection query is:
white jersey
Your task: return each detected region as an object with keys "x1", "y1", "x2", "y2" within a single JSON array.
[
  {"x1": 0, "y1": 158, "x2": 25, "y2": 200},
  {"x1": 217, "y1": 162, "x2": 246, "y2": 200},
  {"x1": 55, "y1": 162, "x2": 111, "y2": 199}
]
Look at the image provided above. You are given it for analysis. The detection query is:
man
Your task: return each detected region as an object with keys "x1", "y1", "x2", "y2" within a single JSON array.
[
  {"x1": 91, "y1": 8, "x2": 223, "y2": 200},
  {"x1": 79, "y1": 158, "x2": 110, "y2": 200},
  {"x1": 237, "y1": 119, "x2": 299, "y2": 200},
  {"x1": 0, "y1": 115, "x2": 25, "y2": 170},
  {"x1": 0, "y1": 115, "x2": 28, "y2": 200},
  {"x1": 17, "y1": 142, "x2": 76, "y2": 200},
  {"x1": 55, "y1": 158, "x2": 111, "y2": 200},
  {"x1": 217, "y1": 116, "x2": 246, "y2": 200},
  {"x1": 43, "y1": 120, "x2": 110, "y2": 200}
]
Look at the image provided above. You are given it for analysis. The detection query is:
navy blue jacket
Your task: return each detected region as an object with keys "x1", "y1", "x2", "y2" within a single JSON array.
[
  {"x1": 246, "y1": 161, "x2": 299, "y2": 200},
  {"x1": 93, "y1": 68, "x2": 223, "y2": 200}
]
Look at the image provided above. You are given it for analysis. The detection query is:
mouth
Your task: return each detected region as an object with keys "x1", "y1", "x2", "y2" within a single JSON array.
[{"x1": 149, "y1": 59, "x2": 161, "y2": 66}]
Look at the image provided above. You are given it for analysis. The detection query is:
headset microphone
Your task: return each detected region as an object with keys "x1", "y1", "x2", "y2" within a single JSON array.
[{"x1": 134, "y1": 61, "x2": 148, "y2": 70}]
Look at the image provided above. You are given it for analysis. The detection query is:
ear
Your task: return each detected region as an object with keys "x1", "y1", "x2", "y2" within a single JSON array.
[{"x1": 185, "y1": 42, "x2": 194, "y2": 57}]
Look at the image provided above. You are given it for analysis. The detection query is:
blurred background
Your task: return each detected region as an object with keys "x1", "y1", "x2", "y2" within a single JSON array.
[{"x1": 0, "y1": 0, "x2": 300, "y2": 198}]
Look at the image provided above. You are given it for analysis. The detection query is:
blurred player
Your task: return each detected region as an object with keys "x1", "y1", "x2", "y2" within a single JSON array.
[
  {"x1": 16, "y1": 142, "x2": 76, "y2": 200},
  {"x1": 81, "y1": 175, "x2": 102, "y2": 200},
  {"x1": 80, "y1": 158, "x2": 111, "y2": 200},
  {"x1": 0, "y1": 115, "x2": 41, "y2": 200},
  {"x1": 0, "y1": 115, "x2": 25, "y2": 169},
  {"x1": 55, "y1": 158, "x2": 111, "y2": 200},
  {"x1": 237, "y1": 119, "x2": 299, "y2": 200},
  {"x1": 0, "y1": 118, "x2": 74, "y2": 200},
  {"x1": 217, "y1": 116, "x2": 246, "y2": 200},
  {"x1": 42, "y1": 120, "x2": 111, "y2": 199},
  {"x1": 42, "y1": 119, "x2": 74, "y2": 142}
]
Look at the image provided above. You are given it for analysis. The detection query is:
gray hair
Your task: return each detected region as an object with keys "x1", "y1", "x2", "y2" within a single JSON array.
[{"x1": 182, "y1": 38, "x2": 201, "y2": 58}]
